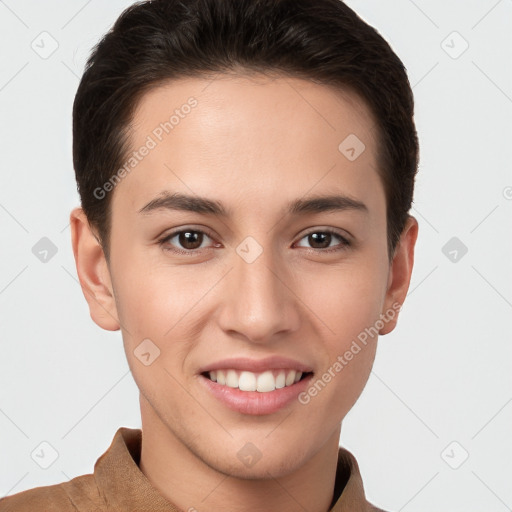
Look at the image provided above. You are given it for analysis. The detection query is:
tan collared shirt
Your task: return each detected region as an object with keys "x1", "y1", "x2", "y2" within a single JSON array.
[{"x1": 0, "y1": 427, "x2": 387, "y2": 511}]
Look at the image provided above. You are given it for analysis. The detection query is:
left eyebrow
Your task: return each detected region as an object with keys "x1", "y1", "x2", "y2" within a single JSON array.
[
  {"x1": 287, "y1": 194, "x2": 368, "y2": 216},
  {"x1": 138, "y1": 191, "x2": 368, "y2": 217}
]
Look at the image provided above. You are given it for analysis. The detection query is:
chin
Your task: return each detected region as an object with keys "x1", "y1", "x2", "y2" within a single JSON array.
[
  {"x1": 200, "y1": 441, "x2": 311, "y2": 481},
  {"x1": 217, "y1": 456, "x2": 301, "y2": 481}
]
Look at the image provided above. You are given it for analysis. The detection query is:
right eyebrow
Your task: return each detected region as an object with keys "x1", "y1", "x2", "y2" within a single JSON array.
[{"x1": 138, "y1": 191, "x2": 230, "y2": 217}]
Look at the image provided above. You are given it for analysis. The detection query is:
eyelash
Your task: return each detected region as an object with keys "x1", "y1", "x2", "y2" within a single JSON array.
[{"x1": 157, "y1": 227, "x2": 351, "y2": 256}]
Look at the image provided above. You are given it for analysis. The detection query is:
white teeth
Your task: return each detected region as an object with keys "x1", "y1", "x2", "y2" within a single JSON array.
[
  {"x1": 285, "y1": 370, "x2": 296, "y2": 387},
  {"x1": 239, "y1": 371, "x2": 257, "y2": 391},
  {"x1": 207, "y1": 369, "x2": 306, "y2": 392},
  {"x1": 275, "y1": 371, "x2": 286, "y2": 389},
  {"x1": 226, "y1": 369, "x2": 238, "y2": 388},
  {"x1": 256, "y1": 371, "x2": 275, "y2": 392},
  {"x1": 216, "y1": 370, "x2": 226, "y2": 385}
]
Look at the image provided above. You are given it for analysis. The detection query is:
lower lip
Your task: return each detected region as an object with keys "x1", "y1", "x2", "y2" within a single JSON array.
[{"x1": 198, "y1": 373, "x2": 314, "y2": 415}]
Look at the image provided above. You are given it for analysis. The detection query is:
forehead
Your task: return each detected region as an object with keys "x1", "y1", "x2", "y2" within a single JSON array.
[
  {"x1": 115, "y1": 73, "x2": 383, "y2": 217},
  {"x1": 131, "y1": 73, "x2": 377, "y2": 150}
]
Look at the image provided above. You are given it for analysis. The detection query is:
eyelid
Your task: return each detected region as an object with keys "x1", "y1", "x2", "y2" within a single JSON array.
[
  {"x1": 294, "y1": 227, "x2": 352, "y2": 252},
  {"x1": 157, "y1": 225, "x2": 219, "y2": 254},
  {"x1": 299, "y1": 226, "x2": 352, "y2": 243}
]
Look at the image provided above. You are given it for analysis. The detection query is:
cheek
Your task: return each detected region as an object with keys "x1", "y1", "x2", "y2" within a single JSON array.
[
  {"x1": 110, "y1": 262, "x2": 196, "y2": 407},
  {"x1": 299, "y1": 291, "x2": 380, "y2": 429},
  {"x1": 112, "y1": 248, "x2": 197, "y2": 327},
  {"x1": 296, "y1": 335, "x2": 377, "y2": 440},
  {"x1": 110, "y1": 253, "x2": 217, "y2": 372},
  {"x1": 300, "y1": 259, "x2": 388, "y2": 339},
  {"x1": 296, "y1": 260, "x2": 385, "y2": 405}
]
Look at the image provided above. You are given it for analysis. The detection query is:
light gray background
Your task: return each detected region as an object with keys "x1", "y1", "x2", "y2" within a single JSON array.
[{"x1": 1, "y1": 1, "x2": 511, "y2": 510}]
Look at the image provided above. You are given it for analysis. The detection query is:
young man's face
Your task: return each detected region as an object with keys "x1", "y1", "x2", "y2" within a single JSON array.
[{"x1": 72, "y1": 74, "x2": 417, "y2": 479}]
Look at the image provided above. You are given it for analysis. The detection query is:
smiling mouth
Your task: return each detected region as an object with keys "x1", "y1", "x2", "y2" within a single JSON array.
[{"x1": 201, "y1": 369, "x2": 314, "y2": 393}]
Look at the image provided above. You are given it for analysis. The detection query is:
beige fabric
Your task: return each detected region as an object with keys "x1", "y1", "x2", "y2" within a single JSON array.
[{"x1": 0, "y1": 427, "x2": 387, "y2": 511}]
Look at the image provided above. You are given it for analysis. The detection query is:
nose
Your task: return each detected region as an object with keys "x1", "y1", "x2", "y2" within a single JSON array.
[{"x1": 216, "y1": 241, "x2": 301, "y2": 345}]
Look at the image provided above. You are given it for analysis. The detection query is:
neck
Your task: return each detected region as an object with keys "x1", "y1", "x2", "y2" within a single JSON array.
[{"x1": 138, "y1": 394, "x2": 342, "y2": 512}]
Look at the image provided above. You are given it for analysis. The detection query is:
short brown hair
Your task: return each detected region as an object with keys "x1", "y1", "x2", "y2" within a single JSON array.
[{"x1": 73, "y1": 0, "x2": 419, "y2": 260}]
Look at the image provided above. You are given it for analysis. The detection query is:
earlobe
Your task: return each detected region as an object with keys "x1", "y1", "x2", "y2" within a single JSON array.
[
  {"x1": 379, "y1": 215, "x2": 419, "y2": 335},
  {"x1": 70, "y1": 207, "x2": 120, "y2": 331}
]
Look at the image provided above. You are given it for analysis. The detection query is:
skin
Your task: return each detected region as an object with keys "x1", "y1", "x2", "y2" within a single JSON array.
[{"x1": 70, "y1": 73, "x2": 418, "y2": 512}]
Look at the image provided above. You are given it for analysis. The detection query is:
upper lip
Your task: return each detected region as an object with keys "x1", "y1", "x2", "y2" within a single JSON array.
[{"x1": 198, "y1": 356, "x2": 314, "y2": 374}]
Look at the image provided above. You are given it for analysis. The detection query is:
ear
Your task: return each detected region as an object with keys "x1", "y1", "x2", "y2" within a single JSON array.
[
  {"x1": 379, "y1": 215, "x2": 418, "y2": 335},
  {"x1": 70, "y1": 207, "x2": 120, "y2": 331}
]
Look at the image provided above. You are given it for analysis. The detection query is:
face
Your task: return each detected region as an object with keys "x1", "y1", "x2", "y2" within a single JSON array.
[{"x1": 75, "y1": 73, "x2": 415, "y2": 479}]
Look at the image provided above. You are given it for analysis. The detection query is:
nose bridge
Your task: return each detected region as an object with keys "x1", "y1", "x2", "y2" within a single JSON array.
[{"x1": 219, "y1": 238, "x2": 299, "y2": 342}]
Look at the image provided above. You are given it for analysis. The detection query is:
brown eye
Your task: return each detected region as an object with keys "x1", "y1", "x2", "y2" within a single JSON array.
[
  {"x1": 307, "y1": 232, "x2": 332, "y2": 249},
  {"x1": 296, "y1": 229, "x2": 350, "y2": 252},
  {"x1": 159, "y1": 228, "x2": 217, "y2": 254},
  {"x1": 177, "y1": 230, "x2": 204, "y2": 250}
]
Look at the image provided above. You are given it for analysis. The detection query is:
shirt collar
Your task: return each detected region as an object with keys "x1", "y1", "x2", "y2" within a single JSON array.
[{"x1": 94, "y1": 427, "x2": 376, "y2": 511}]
